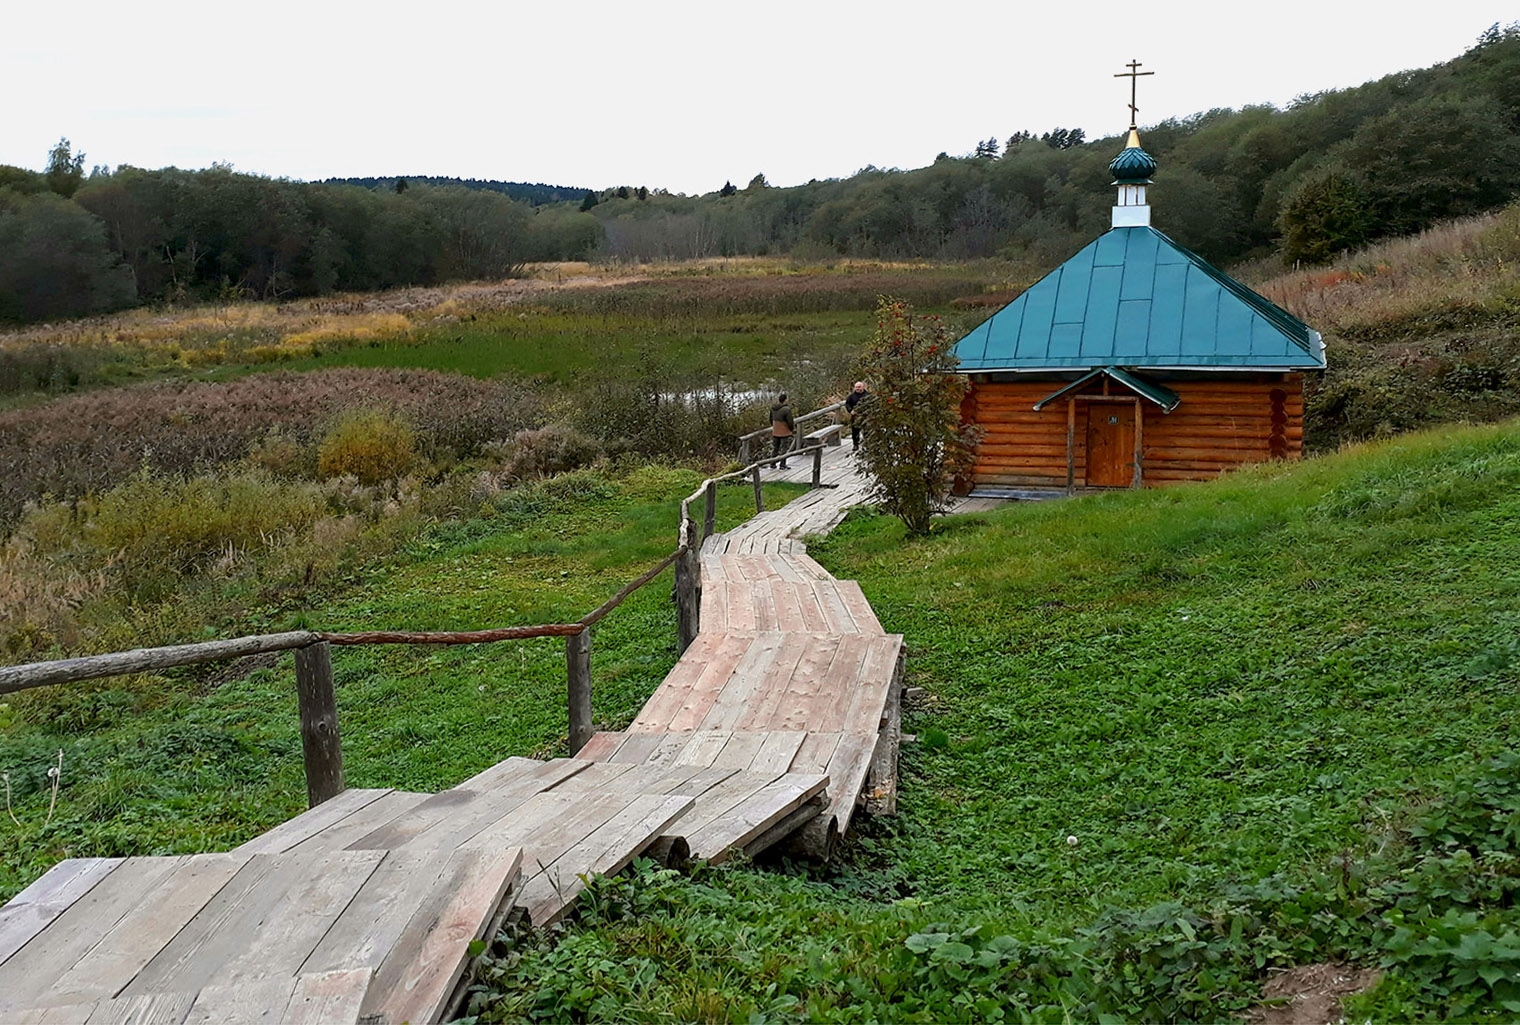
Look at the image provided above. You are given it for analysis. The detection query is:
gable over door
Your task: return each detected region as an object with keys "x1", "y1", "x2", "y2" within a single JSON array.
[{"x1": 1086, "y1": 404, "x2": 1135, "y2": 487}]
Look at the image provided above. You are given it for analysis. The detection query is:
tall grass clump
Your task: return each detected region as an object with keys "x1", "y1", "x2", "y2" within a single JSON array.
[
  {"x1": 317, "y1": 408, "x2": 417, "y2": 485},
  {"x1": 20, "y1": 467, "x2": 326, "y2": 599}
]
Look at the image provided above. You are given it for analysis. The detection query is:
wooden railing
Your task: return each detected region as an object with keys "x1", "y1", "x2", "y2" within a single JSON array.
[
  {"x1": 0, "y1": 436, "x2": 836, "y2": 815},
  {"x1": 0, "y1": 554, "x2": 682, "y2": 810},
  {"x1": 736, "y1": 400, "x2": 845, "y2": 464}
]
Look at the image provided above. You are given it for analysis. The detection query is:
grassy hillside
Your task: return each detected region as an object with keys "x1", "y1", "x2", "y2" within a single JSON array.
[
  {"x1": 1243, "y1": 202, "x2": 1520, "y2": 449},
  {"x1": 467, "y1": 420, "x2": 1520, "y2": 1022}
]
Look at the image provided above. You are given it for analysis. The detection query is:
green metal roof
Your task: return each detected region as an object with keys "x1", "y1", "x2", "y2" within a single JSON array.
[
  {"x1": 1033, "y1": 367, "x2": 1180, "y2": 412},
  {"x1": 954, "y1": 226, "x2": 1325, "y2": 372}
]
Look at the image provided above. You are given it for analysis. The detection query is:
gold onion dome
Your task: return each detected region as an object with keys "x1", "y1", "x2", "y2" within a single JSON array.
[{"x1": 1109, "y1": 128, "x2": 1157, "y2": 184}]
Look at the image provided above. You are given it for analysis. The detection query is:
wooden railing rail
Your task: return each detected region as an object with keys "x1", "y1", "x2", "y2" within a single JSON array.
[{"x1": 737, "y1": 400, "x2": 845, "y2": 463}]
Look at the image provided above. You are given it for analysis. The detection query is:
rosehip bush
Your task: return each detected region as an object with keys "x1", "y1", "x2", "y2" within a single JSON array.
[{"x1": 854, "y1": 297, "x2": 979, "y2": 535}]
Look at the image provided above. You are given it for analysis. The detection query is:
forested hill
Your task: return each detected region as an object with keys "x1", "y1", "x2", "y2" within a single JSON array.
[
  {"x1": 1, "y1": 24, "x2": 1518, "y2": 325},
  {"x1": 322, "y1": 177, "x2": 589, "y2": 206},
  {"x1": 576, "y1": 22, "x2": 1520, "y2": 265}
]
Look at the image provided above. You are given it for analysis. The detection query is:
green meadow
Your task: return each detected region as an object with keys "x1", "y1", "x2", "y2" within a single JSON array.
[
  {"x1": 270, "y1": 311, "x2": 874, "y2": 385},
  {"x1": 466, "y1": 421, "x2": 1520, "y2": 1023}
]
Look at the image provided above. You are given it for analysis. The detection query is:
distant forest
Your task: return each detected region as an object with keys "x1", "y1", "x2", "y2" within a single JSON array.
[
  {"x1": 2, "y1": 24, "x2": 1517, "y2": 324},
  {"x1": 323, "y1": 177, "x2": 591, "y2": 207}
]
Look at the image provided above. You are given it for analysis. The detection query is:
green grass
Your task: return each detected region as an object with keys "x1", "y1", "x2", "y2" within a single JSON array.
[
  {"x1": 467, "y1": 420, "x2": 1520, "y2": 1022},
  {"x1": 0, "y1": 465, "x2": 806, "y2": 902},
  {"x1": 7, "y1": 422, "x2": 1520, "y2": 1020},
  {"x1": 259, "y1": 310, "x2": 879, "y2": 385}
]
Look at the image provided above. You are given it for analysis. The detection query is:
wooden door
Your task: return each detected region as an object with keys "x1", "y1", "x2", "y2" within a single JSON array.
[{"x1": 1085, "y1": 404, "x2": 1135, "y2": 487}]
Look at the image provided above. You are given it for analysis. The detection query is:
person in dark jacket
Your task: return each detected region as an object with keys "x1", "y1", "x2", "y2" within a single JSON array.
[
  {"x1": 845, "y1": 380, "x2": 870, "y2": 451},
  {"x1": 770, "y1": 393, "x2": 795, "y2": 468}
]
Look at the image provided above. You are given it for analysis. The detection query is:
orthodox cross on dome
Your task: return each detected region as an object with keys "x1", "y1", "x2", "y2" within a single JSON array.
[{"x1": 1114, "y1": 60, "x2": 1154, "y2": 129}]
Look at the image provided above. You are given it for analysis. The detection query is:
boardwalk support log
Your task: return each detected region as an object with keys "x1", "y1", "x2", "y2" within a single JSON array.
[
  {"x1": 294, "y1": 641, "x2": 344, "y2": 808},
  {"x1": 566, "y1": 629, "x2": 592, "y2": 755}
]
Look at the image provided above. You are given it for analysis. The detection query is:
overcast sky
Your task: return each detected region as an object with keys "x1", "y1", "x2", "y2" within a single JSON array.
[{"x1": 3, "y1": 1, "x2": 1513, "y2": 196}]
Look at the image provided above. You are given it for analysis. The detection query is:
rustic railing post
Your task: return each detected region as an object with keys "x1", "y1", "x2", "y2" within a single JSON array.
[
  {"x1": 294, "y1": 641, "x2": 344, "y2": 808},
  {"x1": 675, "y1": 516, "x2": 700, "y2": 654},
  {"x1": 738, "y1": 437, "x2": 750, "y2": 464},
  {"x1": 751, "y1": 465, "x2": 764, "y2": 513},
  {"x1": 811, "y1": 444, "x2": 823, "y2": 488},
  {"x1": 566, "y1": 628, "x2": 592, "y2": 755},
  {"x1": 703, "y1": 481, "x2": 717, "y2": 540}
]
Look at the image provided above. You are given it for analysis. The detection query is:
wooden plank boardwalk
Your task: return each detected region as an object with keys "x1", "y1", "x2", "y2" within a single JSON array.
[{"x1": 0, "y1": 443, "x2": 901, "y2": 1023}]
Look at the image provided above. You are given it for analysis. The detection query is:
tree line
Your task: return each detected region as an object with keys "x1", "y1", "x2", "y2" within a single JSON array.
[
  {"x1": 2, "y1": 25, "x2": 1517, "y2": 324},
  {"x1": 0, "y1": 160, "x2": 602, "y2": 323}
]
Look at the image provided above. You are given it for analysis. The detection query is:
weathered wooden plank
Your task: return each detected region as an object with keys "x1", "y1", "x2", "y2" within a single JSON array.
[
  {"x1": 807, "y1": 579, "x2": 860, "y2": 635},
  {"x1": 640, "y1": 732, "x2": 692, "y2": 769},
  {"x1": 456, "y1": 755, "x2": 551, "y2": 792},
  {"x1": 6, "y1": 857, "x2": 123, "y2": 911},
  {"x1": 749, "y1": 579, "x2": 780, "y2": 631},
  {"x1": 626, "y1": 632, "x2": 730, "y2": 731},
  {"x1": 662, "y1": 765, "x2": 744, "y2": 798},
  {"x1": 792, "y1": 583, "x2": 831, "y2": 633},
  {"x1": 13, "y1": 1003, "x2": 104, "y2": 1025},
  {"x1": 690, "y1": 633, "x2": 787, "y2": 732},
  {"x1": 724, "y1": 574, "x2": 759, "y2": 633},
  {"x1": 866, "y1": 648, "x2": 906, "y2": 817},
  {"x1": 283, "y1": 968, "x2": 373, "y2": 1025},
  {"x1": 46, "y1": 853, "x2": 252, "y2": 1007},
  {"x1": 0, "y1": 858, "x2": 122, "y2": 968},
  {"x1": 790, "y1": 731, "x2": 842, "y2": 774},
  {"x1": 189, "y1": 850, "x2": 385, "y2": 990},
  {"x1": 84, "y1": 990, "x2": 197, "y2": 1025},
  {"x1": 544, "y1": 760, "x2": 639, "y2": 792},
  {"x1": 0, "y1": 857, "x2": 189, "y2": 1013},
  {"x1": 183, "y1": 976, "x2": 298, "y2": 1024},
  {"x1": 839, "y1": 636, "x2": 906, "y2": 735},
  {"x1": 517, "y1": 794, "x2": 693, "y2": 926},
  {"x1": 574, "y1": 732, "x2": 626, "y2": 762},
  {"x1": 606, "y1": 732, "x2": 665, "y2": 764},
  {"x1": 232, "y1": 788, "x2": 395, "y2": 855},
  {"x1": 360, "y1": 846, "x2": 522, "y2": 1025},
  {"x1": 116, "y1": 854, "x2": 299, "y2": 998},
  {"x1": 711, "y1": 731, "x2": 767, "y2": 770},
  {"x1": 775, "y1": 634, "x2": 868, "y2": 733},
  {"x1": 771, "y1": 582, "x2": 806, "y2": 633},
  {"x1": 834, "y1": 582, "x2": 884, "y2": 635},
  {"x1": 675, "y1": 730, "x2": 733, "y2": 768},
  {"x1": 284, "y1": 791, "x2": 432, "y2": 855},
  {"x1": 684, "y1": 773, "x2": 830, "y2": 863},
  {"x1": 371, "y1": 761, "x2": 593, "y2": 854},
  {"x1": 750, "y1": 731, "x2": 808, "y2": 774},
  {"x1": 342, "y1": 789, "x2": 480, "y2": 851},
  {"x1": 300, "y1": 851, "x2": 452, "y2": 977},
  {"x1": 823, "y1": 733, "x2": 880, "y2": 837},
  {"x1": 733, "y1": 633, "x2": 815, "y2": 732},
  {"x1": 643, "y1": 632, "x2": 753, "y2": 734}
]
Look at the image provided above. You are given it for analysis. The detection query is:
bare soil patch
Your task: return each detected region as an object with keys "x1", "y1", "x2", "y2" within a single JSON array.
[{"x1": 1245, "y1": 963, "x2": 1380, "y2": 1025}]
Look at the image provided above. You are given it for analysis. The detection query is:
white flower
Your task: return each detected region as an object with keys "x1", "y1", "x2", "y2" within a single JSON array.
[{"x1": 1066, "y1": 835, "x2": 1079, "y2": 846}]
